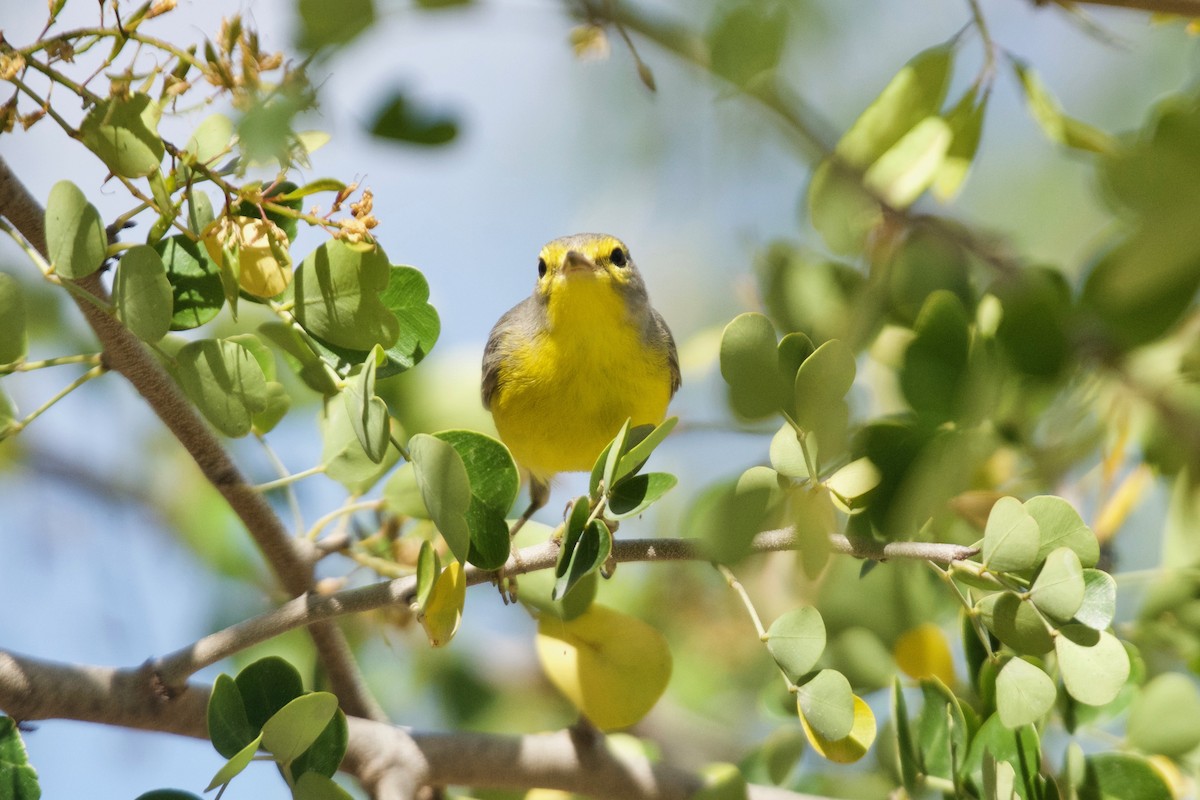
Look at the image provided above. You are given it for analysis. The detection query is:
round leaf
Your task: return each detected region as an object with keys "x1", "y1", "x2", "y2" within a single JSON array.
[
  {"x1": 977, "y1": 591, "x2": 1053, "y2": 655},
  {"x1": 719, "y1": 312, "x2": 781, "y2": 419},
  {"x1": 1030, "y1": 547, "x2": 1085, "y2": 621},
  {"x1": 45, "y1": 180, "x2": 107, "y2": 279},
  {"x1": 1076, "y1": 569, "x2": 1117, "y2": 630},
  {"x1": 292, "y1": 240, "x2": 399, "y2": 351},
  {"x1": 996, "y1": 657, "x2": 1056, "y2": 729},
  {"x1": 207, "y1": 673, "x2": 255, "y2": 759},
  {"x1": 796, "y1": 669, "x2": 855, "y2": 742},
  {"x1": 176, "y1": 338, "x2": 269, "y2": 437},
  {"x1": 798, "y1": 693, "x2": 876, "y2": 764},
  {"x1": 893, "y1": 623, "x2": 955, "y2": 685},
  {"x1": 765, "y1": 606, "x2": 827, "y2": 683},
  {"x1": 982, "y1": 495, "x2": 1040, "y2": 574},
  {"x1": 433, "y1": 429, "x2": 519, "y2": 569},
  {"x1": 320, "y1": 394, "x2": 399, "y2": 492},
  {"x1": 1055, "y1": 625, "x2": 1130, "y2": 707},
  {"x1": 535, "y1": 604, "x2": 672, "y2": 731},
  {"x1": 114, "y1": 245, "x2": 173, "y2": 342},
  {"x1": 1078, "y1": 752, "x2": 1172, "y2": 800},
  {"x1": 1025, "y1": 495, "x2": 1099, "y2": 567},
  {"x1": 234, "y1": 656, "x2": 304, "y2": 730},
  {"x1": 79, "y1": 93, "x2": 165, "y2": 178},
  {"x1": 1127, "y1": 672, "x2": 1200, "y2": 758},
  {"x1": 157, "y1": 235, "x2": 223, "y2": 330},
  {"x1": 807, "y1": 158, "x2": 882, "y2": 256},
  {"x1": 261, "y1": 692, "x2": 339, "y2": 764},
  {"x1": 409, "y1": 433, "x2": 472, "y2": 562}
]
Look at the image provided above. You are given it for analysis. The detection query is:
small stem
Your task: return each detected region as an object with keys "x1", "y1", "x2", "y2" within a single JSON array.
[
  {"x1": 0, "y1": 353, "x2": 102, "y2": 374},
  {"x1": 928, "y1": 562, "x2": 996, "y2": 661},
  {"x1": 255, "y1": 433, "x2": 306, "y2": 534},
  {"x1": 715, "y1": 562, "x2": 797, "y2": 692},
  {"x1": 389, "y1": 433, "x2": 411, "y2": 463},
  {"x1": 254, "y1": 465, "x2": 326, "y2": 493},
  {"x1": 306, "y1": 499, "x2": 382, "y2": 542},
  {"x1": 966, "y1": 0, "x2": 997, "y2": 85},
  {"x1": 8, "y1": 77, "x2": 78, "y2": 136},
  {"x1": 3, "y1": 365, "x2": 106, "y2": 439}
]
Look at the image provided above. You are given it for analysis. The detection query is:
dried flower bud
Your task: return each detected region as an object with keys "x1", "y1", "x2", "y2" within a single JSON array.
[
  {"x1": 146, "y1": 0, "x2": 176, "y2": 19},
  {"x1": 0, "y1": 51, "x2": 26, "y2": 82}
]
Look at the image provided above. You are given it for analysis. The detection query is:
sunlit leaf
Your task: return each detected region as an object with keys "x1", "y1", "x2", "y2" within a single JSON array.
[
  {"x1": 175, "y1": 338, "x2": 269, "y2": 437},
  {"x1": 1056, "y1": 626, "x2": 1130, "y2": 707},
  {"x1": 933, "y1": 88, "x2": 987, "y2": 202},
  {"x1": 765, "y1": 606, "x2": 826, "y2": 683},
  {"x1": 292, "y1": 240, "x2": 399, "y2": 351},
  {"x1": 982, "y1": 496, "x2": 1040, "y2": 574},
  {"x1": 1078, "y1": 753, "x2": 1172, "y2": 800},
  {"x1": 79, "y1": 93, "x2": 165, "y2": 178},
  {"x1": 292, "y1": 771, "x2": 356, "y2": 800},
  {"x1": 0, "y1": 274, "x2": 27, "y2": 363},
  {"x1": 0, "y1": 717, "x2": 41, "y2": 800},
  {"x1": 996, "y1": 657, "x2": 1056, "y2": 729},
  {"x1": 798, "y1": 693, "x2": 876, "y2": 764},
  {"x1": 893, "y1": 623, "x2": 954, "y2": 685},
  {"x1": 409, "y1": 433, "x2": 472, "y2": 563},
  {"x1": 45, "y1": 180, "x2": 107, "y2": 279},
  {"x1": 204, "y1": 732, "x2": 262, "y2": 791},
  {"x1": 1030, "y1": 547, "x2": 1085, "y2": 621},
  {"x1": 113, "y1": 245, "x2": 172, "y2": 342},
  {"x1": 261, "y1": 693, "x2": 339, "y2": 764},
  {"x1": 420, "y1": 560, "x2": 466, "y2": 647},
  {"x1": 862, "y1": 114, "x2": 951, "y2": 208}
]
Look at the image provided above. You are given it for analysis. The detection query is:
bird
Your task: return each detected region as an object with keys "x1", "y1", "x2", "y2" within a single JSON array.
[{"x1": 482, "y1": 233, "x2": 680, "y2": 530}]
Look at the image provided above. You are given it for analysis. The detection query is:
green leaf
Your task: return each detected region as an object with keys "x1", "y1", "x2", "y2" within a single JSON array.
[
  {"x1": 554, "y1": 518, "x2": 612, "y2": 601},
  {"x1": 0, "y1": 716, "x2": 41, "y2": 800},
  {"x1": 796, "y1": 669, "x2": 855, "y2": 742},
  {"x1": 614, "y1": 417, "x2": 678, "y2": 485},
  {"x1": 175, "y1": 339, "x2": 269, "y2": 437},
  {"x1": 383, "y1": 463, "x2": 428, "y2": 518},
  {"x1": 409, "y1": 433, "x2": 473, "y2": 562},
  {"x1": 0, "y1": 274, "x2": 27, "y2": 364},
  {"x1": 990, "y1": 266, "x2": 1070, "y2": 378},
  {"x1": 343, "y1": 347, "x2": 389, "y2": 464},
  {"x1": 769, "y1": 424, "x2": 809, "y2": 479},
  {"x1": 836, "y1": 43, "x2": 954, "y2": 169},
  {"x1": 1127, "y1": 672, "x2": 1200, "y2": 758},
  {"x1": 433, "y1": 430, "x2": 519, "y2": 569},
  {"x1": 1078, "y1": 753, "x2": 1172, "y2": 800},
  {"x1": 963, "y1": 714, "x2": 1041, "y2": 800},
  {"x1": 982, "y1": 496, "x2": 1040, "y2": 574},
  {"x1": 995, "y1": 657, "x2": 1056, "y2": 729},
  {"x1": 156, "y1": 235, "x2": 223, "y2": 330},
  {"x1": 183, "y1": 113, "x2": 233, "y2": 166},
  {"x1": 720, "y1": 312, "x2": 781, "y2": 419},
  {"x1": 1076, "y1": 569, "x2": 1116, "y2": 630},
  {"x1": 45, "y1": 180, "x2": 107, "y2": 279},
  {"x1": 415, "y1": 540, "x2": 439, "y2": 608},
  {"x1": 765, "y1": 606, "x2": 827, "y2": 683},
  {"x1": 234, "y1": 656, "x2": 305, "y2": 731},
  {"x1": 793, "y1": 338, "x2": 855, "y2": 460},
  {"x1": 292, "y1": 771, "x2": 356, "y2": 800},
  {"x1": 887, "y1": 229, "x2": 972, "y2": 326},
  {"x1": 977, "y1": 592, "x2": 1054, "y2": 655},
  {"x1": 134, "y1": 792, "x2": 203, "y2": 800},
  {"x1": 1012, "y1": 59, "x2": 1114, "y2": 155},
  {"x1": 259, "y1": 321, "x2": 339, "y2": 395},
  {"x1": 1055, "y1": 625, "x2": 1130, "y2": 707},
  {"x1": 515, "y1": 521, "x2": 597, "y2": 621},
  {"x1": 1025, "y1": 496, "x2": 1099, "y2": 568},
  {"x1": 824, "y1": 457, "x2": 880, "y2": 508},
  {"x1": 261, "y1": 692, "x2": 339, "y2": 764},
  {"x1": 275, "y1": 179, "x2": 348, "y2": 202},
  {"x1": 1030, "y1": 547, "x2": 1085, "y2": 621},
  {"x1": 252, "y1": 382, "x2": 291, "y2": 435},
  {"x1": 292, "y1": 240, "x2": 399, "y2": 351},
  {"x1": 207, "y1": 674, "x2": 256, "y2": 759},
  {"x1": 368, "y1": 91, "x2": 459, "y2": 146},
  {"x1": 607, "y1": 473, "x2": 677, "y2": 520},
  {"x1": 892, "y1": 679, "x2": 920, "y2": 795},
  {"x1": 933, "y1": 89, "x2": 987, "y2": 202},
  {"x1": 204, "y1": 732, "x2": 262, "y2": 791},
  {"x1": 690, "y1": 467, "x2": 783, "y2": 564},
  {"x1": 807, "y1": 158, "x2": 883, "y2": 255},
  {"x1": 707, "y1": 0, "x2": 788, "y2": 87},
  {"x1": 79, "y1": 93, "x2": 165, "y2": 177},
  {"x1": 319, "y1": 394, "x2": 398, "y2": 491},
  {"x1": 862, "y1": 115, "x2": 952, "y2": 208},
  {"x1": 114, "y1": 245, "x2": 172, "y2": 342},
  {"x1": 900, "y1": 290, "x2": 970, "y2": 423},
  {"x1": 692, "y1": 762, "x2": 750, "y2": 800},
  {"x1": 915, "y1": 678, "x2": 968, "y2": 782}
]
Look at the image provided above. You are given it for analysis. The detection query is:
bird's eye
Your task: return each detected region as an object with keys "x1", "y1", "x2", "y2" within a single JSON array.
[
  {"x1": 610, "y1": 247, "x2": 627, "y2": 267},
  {"x1": 537, "y1": 258, "x2": 547, "y2": 278}
]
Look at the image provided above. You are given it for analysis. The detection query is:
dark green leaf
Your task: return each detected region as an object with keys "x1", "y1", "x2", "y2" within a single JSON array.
[
  {"x1": 79, "y1": 93, "x2": 165, "y2": 178},
  {"x1": 887, "y1": 229, "x2": 972, "y2": 326},
  {"x1": 758, "y1": 244, "x2": 863, "y2": 346},
  {"x1": 114, "y1": 245, "x2": 172, "y2": 342},
  {"x1": 614, "y1": 417, "x2": 678, "y2": 485},
  {"x1": 134, "y1": 792, "x2": 203, "y2": 800},
  {"x1": 433, "y1": 430, "x2": 520, "y2": 569},
  {"x1": 689, "y1": 467, "x2": 783, "y2": 564},
  {"x1": 409, "y1": 433, "x2": 472, "y2": 562},
  {"x1": 515, "y1": 521, "x2": 597, "y2": 621},
  {"x1": 900, "y1": 290, "x2": 970, "y2": 423},
  {"x1": 234, "y1": 656, "x2": 305, "y2": 731},
  {"x1": 607, "y1": 472, "x2": 677, "y2": 519},
  {"x1": 368, "y1": 91, "x2": 459, "y2": 146},
  {"x1": 553, "y1": 518, "x2": 611, "y2": 601},
  {"x1": 207, "y1": 674, "x2": 256, "y2": 759},
  {"x1": 297, "y1": 0, "x2": 375, "y2": 51},
  {"x1": 0, "y1": 716, "x2": 40, "y2": 800},
  {"x1": 990, "y1": 266, "x2": 1070, "y2": 378},
  {"x1": 915, "y1": 678, "x2": 968, "y2": 782},
  {"x1": 963, "y1": 714, "x2": 1041, "y2": 800},
  {"x1": 292, "y1": 241, "x2": 399, "y2": 351},
  {"x1": 44, "y1": 180, "x2": 107, "y2": 279},
  {"x1": 156, "y1": 235, "x2": 223, "y2": 330}
]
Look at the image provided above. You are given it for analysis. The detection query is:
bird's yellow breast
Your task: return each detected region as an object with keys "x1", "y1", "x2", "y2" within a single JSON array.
[{"x1": 491, "y1": 276, "x2": 672, "y2": 479}]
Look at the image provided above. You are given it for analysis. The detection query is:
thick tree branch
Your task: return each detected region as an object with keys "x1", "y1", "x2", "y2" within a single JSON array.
[
  {"x1": 152, "y1": 528, "x2": 979, "y2": 688},
  {"x1": 0, "y1": 648, "x2": 822, "y2": 800},
  {"x1": 0, "y1": 156, "x2": 383, "y2": 724}
]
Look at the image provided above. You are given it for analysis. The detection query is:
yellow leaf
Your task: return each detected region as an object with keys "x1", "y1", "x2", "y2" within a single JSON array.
[
  {"x1": 536, "y1": 604, "x2": 672, "y2": 731},
  {"x1": 799, "y1": 694, "x2": 876, "y2": 763},
  {"x1": 202, "y1": 215, "x2": 292, "y2": 298},
  {"x1": 893, "y1": 622, "x2": 955, "y2": 685},
  {"x1": 1093, "y1": 465, "x2": 1151, "y2": 544},
  {"x1": 419, "y1": 560, "x2": 465, "y2": 647}
]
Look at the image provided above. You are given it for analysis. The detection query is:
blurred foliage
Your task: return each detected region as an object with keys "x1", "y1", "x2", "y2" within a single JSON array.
[{"x1": 3, "y1": 0, "x2": 1200, "y2": 799}]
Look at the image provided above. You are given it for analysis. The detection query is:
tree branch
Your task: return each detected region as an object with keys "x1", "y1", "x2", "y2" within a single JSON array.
[
  {"x1": 0, "y1": 156, "x2": 384, "y2": 724},
  {"x1": 0, "y1": 648, "x2": 824, "y2": 800},
  {"x1": 151, "y1": 528, "x2": 979, "y2": 688}
]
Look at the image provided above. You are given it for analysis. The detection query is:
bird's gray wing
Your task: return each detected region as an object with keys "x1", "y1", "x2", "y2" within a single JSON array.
[
  {"x1": 481, "y1": 297, "x2": 540, "y2": 410},
  {"x1": 651, "y1": 308, "x2": 681, "y2": 398}
]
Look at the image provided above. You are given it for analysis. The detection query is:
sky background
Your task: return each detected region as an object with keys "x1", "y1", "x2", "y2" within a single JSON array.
[{"x1": 0, "y1": 0, "x2": 1195, "y2": 796}]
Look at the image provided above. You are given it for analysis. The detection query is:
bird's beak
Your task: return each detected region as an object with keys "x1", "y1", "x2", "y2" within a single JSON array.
[{"x1": 562, "y1": 249, "x2": 599, "y2": 276}]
